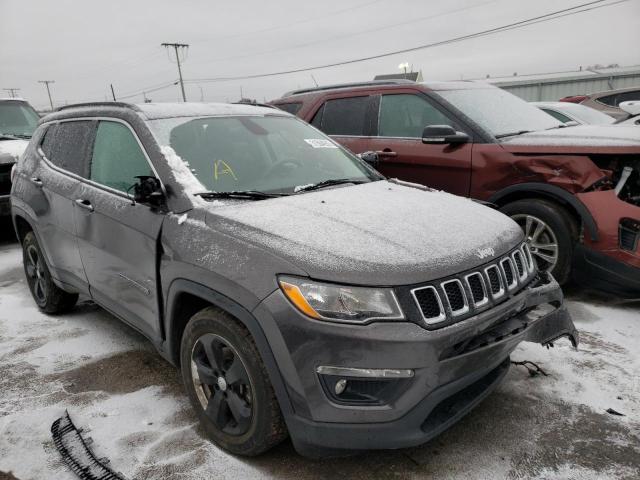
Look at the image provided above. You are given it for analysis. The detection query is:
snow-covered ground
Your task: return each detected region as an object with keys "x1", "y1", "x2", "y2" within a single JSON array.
[{"x1": 0, "y1": 235, "x2": 638, "y2": 480}]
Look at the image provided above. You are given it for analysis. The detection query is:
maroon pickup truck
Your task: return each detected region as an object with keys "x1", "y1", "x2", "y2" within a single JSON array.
[{"x1": 272, "y1": 80, "x2": 640, "y2": 296}]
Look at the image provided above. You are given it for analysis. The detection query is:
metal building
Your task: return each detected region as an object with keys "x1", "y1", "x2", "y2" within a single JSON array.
[{"x1": 484, "y1": 65, "x2": 640, "y2": 102}]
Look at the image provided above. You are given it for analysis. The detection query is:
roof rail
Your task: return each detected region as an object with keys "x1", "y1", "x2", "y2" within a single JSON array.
[
  {"x1": 282, "y1": 79, "x2": 416, "y2": 97},
  {"x1": 56, "y1": 101, "x2": 140, "y2": 112},
  {"x1": 231, "y1": 101, "x2": 277, "y2": 109}
]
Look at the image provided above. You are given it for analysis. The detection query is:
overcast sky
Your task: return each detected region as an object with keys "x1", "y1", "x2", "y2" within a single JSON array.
[{"x1": 1, "y1": 0, "x2": 639, "y2": 109}]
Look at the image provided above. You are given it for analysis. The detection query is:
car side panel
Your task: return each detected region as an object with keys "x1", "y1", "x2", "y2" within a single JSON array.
[
  {"x1": 74, "y1": 182, "x2": 165, "y2": 339},
  {"x1": 16, "y1": 136, "x2": 89, "y2": 293}
]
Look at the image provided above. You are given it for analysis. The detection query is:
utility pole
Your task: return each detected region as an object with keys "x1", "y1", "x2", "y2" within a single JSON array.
[
  {"x1": 38, "y1": 80, "x2": 55, "y2": 110},
  {"x1": 3, "y1": 88, "x2": 20, "y2": 98},
  {"x1": 110, "y1": 84, "x2": 116, "y2": 101},
  {"x1": 161, "y1": 42, "x2": 189, "y2": 102}
]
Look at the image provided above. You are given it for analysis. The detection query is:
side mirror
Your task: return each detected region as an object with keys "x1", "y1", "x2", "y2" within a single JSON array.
[
  {"x1": 422, "y1": 125, "x2": 469, "y2": 145},
  {"x1": 133, "y1": 176, "x2": 165, "y2": 207},
  {"x1": 619, "y1": 100, "x2": 640, "y2": 116},
  {"x1": 357, "y1": 151, "x2": 380, "y2": 167}
]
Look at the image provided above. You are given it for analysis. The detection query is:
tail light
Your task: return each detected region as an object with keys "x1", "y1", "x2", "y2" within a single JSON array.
[{"x1": 559, "y1": 95, "x2": 588, "y2": 104}]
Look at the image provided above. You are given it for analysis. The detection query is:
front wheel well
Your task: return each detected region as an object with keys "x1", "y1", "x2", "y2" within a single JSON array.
[
  {"x1": 167, "y1": 291, "x2": 212, "y2": 365},
  {"x1": 493, "y1": 191, "x2": 581, "y2": 240}
]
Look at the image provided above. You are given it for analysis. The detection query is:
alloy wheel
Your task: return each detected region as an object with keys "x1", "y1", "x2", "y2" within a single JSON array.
[
  {"x1": 25, "y1": 245, "x2": 47, "y2": 304},
  {"x1": 512, "y1": 214, "x2": 559, "y2": 272},
  {"x1": 190, "y1": 333, "x2": 253, "y2": 436}
]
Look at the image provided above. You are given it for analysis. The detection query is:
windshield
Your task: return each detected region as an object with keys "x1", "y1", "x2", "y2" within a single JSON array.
[
  {"x1": 148, "y1": 114, "x2": 379, "y2": 194},
  {"x1": 437, "y1": 87, "x2": 563, "y2": 137},
  {"x1": 562, "y1": 104, "x2": 615, "y2": 125},
  {"x1": 0, "y1": 101, "x2": 39, "y2": 137}
]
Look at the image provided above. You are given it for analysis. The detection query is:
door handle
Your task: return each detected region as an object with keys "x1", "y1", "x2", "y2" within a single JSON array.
[
  {"x1": 75, "y1": 199, "x2": 94, "y2": 212},
  {"x1": 375, "y1": 150, "x2": 397, "y2": 158},
  {"x1": 30, "y1": 177, "x2": 43, "y2": 187}
]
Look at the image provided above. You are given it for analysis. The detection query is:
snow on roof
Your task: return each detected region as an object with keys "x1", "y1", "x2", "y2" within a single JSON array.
[{"x1": 135, "y1": 102, "x2": 287, "y2": 120}]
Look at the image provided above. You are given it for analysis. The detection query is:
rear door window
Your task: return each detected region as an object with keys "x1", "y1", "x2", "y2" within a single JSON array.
[
  {"x1": 42, "y1": 120, "x2": 95, "y2": 177},
  {"x1": 315, "y1": 96, "x2": 368, "y2": 136},
  {"x1": 379, "y1": 94, "x2": 455, "y2": 138},
  {"x1": 90, "y1": 121, "x2": 153, "y2": 193}
]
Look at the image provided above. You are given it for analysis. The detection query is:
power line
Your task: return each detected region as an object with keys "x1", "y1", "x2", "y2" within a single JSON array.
[
  {"x1": 117, "y1": 80, "x2": 179, "y2": 100},
  {"x1": 161, "y1": 43, "x2": 189, "y2": 101},
  {"x1": 3, "y1": 88, "x2": 21, "y2": 98},
  {"x1": 204, "y1": 0, "x2": 387, "y2": 42},
  {"x1": 193, "y1": 0, "x2": 502, "y2": 67},
  {"x1": 38, "y1": 80, "x2": 55, "y2": 110},
  {"x1": 186, "y1": 0, "x2": 630, "y2": 84}
]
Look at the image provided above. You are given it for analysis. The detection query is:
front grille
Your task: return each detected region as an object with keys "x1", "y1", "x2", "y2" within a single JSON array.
[
  {"x1": 442, "y1": 280, "x2": 467, "y2": 314},
  {"x1": 501, "y1": 258, "x2": 515, "y2": 288},
  {"x1": 486, "y1": 265, "x2": 502, "y2": 295},
  {"x1": 513, "y1": 250, "x2": 525, "y2": 278},
  {"x1": 619, "y1": 219, "x2": 639, "y2": 252},
  {"x1": 412, "y1": 286, "x2": 443, "y2": 322},
  {"x1": 0, "y1": 164, "x2": 12, "y2": 195},
  {"x1": 411, "y1": 243, "x2": 535, "y2": 328},
  {"x1": 466, "y1": 273, "x2": 486, "y2": 304}
]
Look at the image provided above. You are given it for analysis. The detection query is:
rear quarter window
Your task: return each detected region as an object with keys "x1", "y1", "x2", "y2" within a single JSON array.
[
  {"x1": 274, "y1": 103, "x2": 302, "y2": 115},
  {"x1": 314, "y1": 96, "x2": 368, "y2": 136},
  {"x1": 40, "y1": 120, "x2": 95, "y2": 177}
]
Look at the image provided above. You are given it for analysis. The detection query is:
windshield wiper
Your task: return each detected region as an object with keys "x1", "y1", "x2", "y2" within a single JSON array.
[
  {"x1": 294, "y1": 178, "x2": 365, "y2": 193},
  {"x1": 195, "y1": 190, "x2": 288, "y2": 200},
  {"x1": 494, "y1": 130, "x2": 533, "y2": 139},
  {"x1": 0, "y1": 133, "x2": 31, "y2": 140}
]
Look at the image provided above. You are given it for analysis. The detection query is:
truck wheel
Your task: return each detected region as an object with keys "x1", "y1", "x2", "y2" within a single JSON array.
[
  {"x1": 500, "y1": 200, "x2": 575, "y2": 284},
  {"x1": 180, "y1": 307, "x2": 287, "y2": 456},
  {"x1": 22, "y1": 231, "x2": 78, "y2": 313}
]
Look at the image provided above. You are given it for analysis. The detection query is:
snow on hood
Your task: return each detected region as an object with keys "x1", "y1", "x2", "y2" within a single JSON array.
[
  {"x1": 0, "y1": 139, "x2": 28, "y2": 164},
  {"x1": 205, "y1": 181, "x2": 523, "y2": 285},
  {"x1": 500, "y1": 125, "x2": 640, "y2": 150}
]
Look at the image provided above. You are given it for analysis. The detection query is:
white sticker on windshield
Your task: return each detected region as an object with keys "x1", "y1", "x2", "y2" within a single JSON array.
[{"x1": 304, "y1": 138, "x2": 338, "y2": 149}]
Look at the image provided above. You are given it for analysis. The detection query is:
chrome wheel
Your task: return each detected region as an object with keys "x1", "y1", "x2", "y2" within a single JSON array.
[
  {"x1": 25, "y1": 244, "x2": 47, "y2": 304},
  {"x1": 512, "y1": 214, "x2": 559, "y2": 272},
  {"x1": 190, "y1": 333, "x2": 253, "y2": 436}
]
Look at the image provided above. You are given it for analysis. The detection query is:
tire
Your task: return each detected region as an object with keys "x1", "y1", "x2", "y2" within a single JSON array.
[
  {"x1": 22, "y1": 231, "x2": 78, "y2": 314},
  {"x1": 500, "y1": 199, "x2": 576, "y2": 284},
  {"x1": 180, "y1": 306, "x2": 287, "y2": 456}
]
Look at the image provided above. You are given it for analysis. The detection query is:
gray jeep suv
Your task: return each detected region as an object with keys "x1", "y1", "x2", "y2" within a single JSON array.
[{"x1": 10, "y1": 102, "x2": 577, "y2": 457}]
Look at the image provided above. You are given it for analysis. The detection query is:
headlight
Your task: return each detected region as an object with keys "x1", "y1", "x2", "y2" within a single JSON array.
[{"x1": 279, "y1": 276, "x2": 404, "y2": 324}]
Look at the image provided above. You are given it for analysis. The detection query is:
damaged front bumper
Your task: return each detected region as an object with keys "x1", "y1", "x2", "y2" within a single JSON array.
[{"x1": 257, "y1": 273, "x2": 578, "y2": 457}]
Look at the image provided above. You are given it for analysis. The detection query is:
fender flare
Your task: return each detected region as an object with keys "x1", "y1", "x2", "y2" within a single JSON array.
[
  {"x1": 487, "y1": 183, "x2": 598, "y2": 242},
  {"x1": 164, "y1": 278, "x2": 294, "y2": 417}
]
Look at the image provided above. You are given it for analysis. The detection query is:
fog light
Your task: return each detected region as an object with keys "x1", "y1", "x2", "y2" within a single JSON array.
[{"x1": 334, "y1": 379, "x2": 347, "y2": 395}]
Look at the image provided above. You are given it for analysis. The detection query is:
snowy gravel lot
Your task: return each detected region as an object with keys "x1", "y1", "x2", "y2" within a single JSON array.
[{"x1": 0, "y1": 223, "x2": 638, "y2": 480}]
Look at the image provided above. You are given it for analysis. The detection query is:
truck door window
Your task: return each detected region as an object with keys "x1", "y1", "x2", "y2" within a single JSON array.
[
  {"x1": 379, "y1": 94, "x2": 454, "y2": 138},
  {"x1": 90, "y1": 121, "x2": 152, "y2": 193}
]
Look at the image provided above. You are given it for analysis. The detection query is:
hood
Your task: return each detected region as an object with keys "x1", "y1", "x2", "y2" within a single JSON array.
[
  {"x1": 499, "y1": 125, "x2": 640, "y2": 154},
  {"x1": 0, "y1": 139, "x2": 28, "y2": 165},
  {"x1": 205, "y1": 181, "x2": 523, "y2": 286}
]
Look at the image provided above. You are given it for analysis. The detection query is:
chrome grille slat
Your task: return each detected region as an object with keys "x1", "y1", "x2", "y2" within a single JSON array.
[
  {"x1": 465, "y1": 272, "x2": 488, "y2": 307},
  {"x1": 411, "y1": 285, "x2": 446, "y2": 324},
  {"x1": 441, "y1": 279, "x2": 469, "y2": 316},
  {"x1": 412, "y1": 242, "x2": 536, "y2": 327}
]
